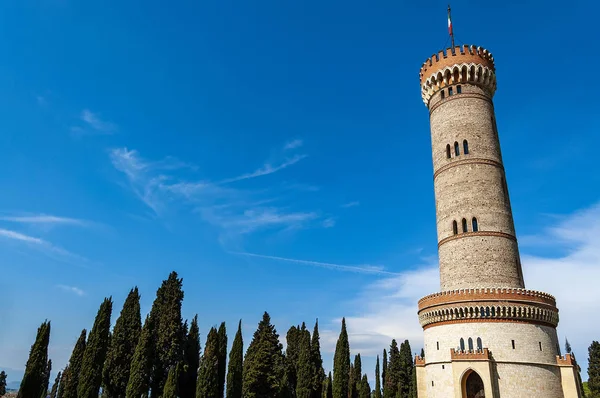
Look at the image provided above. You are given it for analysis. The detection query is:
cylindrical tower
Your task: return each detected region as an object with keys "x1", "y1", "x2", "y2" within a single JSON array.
[
  {"x1": 414, "y1": 45, "x2": 582, "y2": 398},
  {"x1": 420, "y1": 45, "x2": 523, "y2": 291}
]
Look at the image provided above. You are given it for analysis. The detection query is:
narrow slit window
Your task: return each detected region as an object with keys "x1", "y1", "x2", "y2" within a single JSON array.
[
  {"x1": 446, "y1": 144, "x2": 451, "y2": 159},
  {"x1": 463, "y1": 139, "x2": 469, "y2": 154},
  {"x1": 477, "y1": 338, "x2": 483, "y2": 350},
  {"x1": 472, "y1": 217, "x2": 479, "y2": 232},
  {"x1": 512, "y1": 340, "x2": 516, "y2": 349},
  {"x1": 462, "y1": 218, "x2": 468, "y2": 233},
  {"x1": 454, "y1": 141, "x2": 460, "y2": 156},
  {"x1": 460, "y1": 338, "x2": 465, "y2": 351},
  {"x1": 539, "y1": 342, "x2": 543, "y2": 351},
  {"x1": 441, "y1": 90, "x2": 445, "y2": 99},
  {"x1": 432, "y1": 381, "x2": 434, "y2": 387},
  {"x1": 442, "y1": 365, "x2": 445, "y2": 369},
  {"x1": 448, "y1": 87, "x2": 453, "y2": 96},
  {"x1": 457, "y1": 85, "x2": 462, "y2": 94},
  {"x1": 452, "y1": 220, "x2": 458, "y2": 235},
  {"x1": 437, "y1": 341, "x2": 440, "y2": 350},
  {"x1": 468, "y1": 338, "x2": 474, "y2": 351}
]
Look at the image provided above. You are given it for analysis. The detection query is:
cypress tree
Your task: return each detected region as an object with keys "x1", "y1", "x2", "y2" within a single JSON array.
[
  {"x1": 325, "y1": 372, "x2": 333, "y2": 398},
  {"x1": 409, "y1": 367, "x2": 417, "y2": 398},
  {"x1": 180, "y1": 315, "x2": 200, "y2": 398},
  {"x1": 150, "y1": 271, "x2": 186, "y2": 398},
  {"x1": 217, "y1": 322, "x2": 228, "y2": 398},
  {"x1": 352, "y1": 354, "x2": 362, "y2": 398},
  {"x1": 78, "y1": 297, "x2": 113, "y2": 398},
  {"x1": 126, "y1": 315, "x2": 154, "y2": 398},
  {"x1": 332, "y1": 318, "x2": 350, "y2": 398},
  {"x1": 17, "y1": 320, "x2": 51, "y2": 398},
  {"x1": 566, "y1": 338, "x2": 572, "y2": 354},
  {"x1": 349, "y1": 363, "x2": 355, "y2": 398},
  {"x1": 0, "y1": 370, "x2": 7, "y2": 396},
  {"x1": 57, "y1": 367, "x2": 68, "y2": 398},
  {"x1": 50, "y1": 371, "x2": 61, "y2": 398},
  {"x1": 103, "y1": 287, "x2": 142, "y2": 398},
  {"x1": 588, "y1": 341, "x2": 600, "y2": 397},
  {"x1": 196, "y1": 327, "x2": 220, "y2": 398},
  {"x1": 41, "y1": 359, "x2": 52, "y2": 398},
  {"x1": 226, "y1": 320, "x2": 244, "y2": 398},
  {"x1": 296, "y1": 323, "x2": 314, "y2": 398},
  {"x1": 382, "y1": 349, "x2": 387, "y2": 398},
  {"x1": 399, "y1": 340, "x2": 413, "y2": 398},
  {"x1": 374, "y1": 355, "x2": 381, "y2": 398},
  {"x1": 61, "y1": 329, "x2": 86, "y2": 398},
  {"x1": 285, "y1": 325, "x2": 300, "y2": 392},
  {"x1": 242, "y1": 312, "x2": 285, "y2": 398},
  {"x1": 420, "y1": 348, "x2": 424, "y2": 359},
  {"x1": 384, "y1": 340, "x2": 400, "y2": 398},
  {"x1": 163, "y1": 364, "x2": 180, "y2": 398},
  {"x1": 358, "y1": 375, "x2": 370, "y2": 398},
  {"x1": 310, "y1": 319, "x2": 325, "y2": 398}
]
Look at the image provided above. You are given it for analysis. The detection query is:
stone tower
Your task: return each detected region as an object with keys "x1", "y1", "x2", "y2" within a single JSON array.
[{"x1": 414, "y1": 44, "x2": 583, "y2": 398}]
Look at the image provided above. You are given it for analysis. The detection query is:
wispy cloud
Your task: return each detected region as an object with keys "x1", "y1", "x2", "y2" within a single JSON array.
[
  {"x1": 56, "y1": 285, "x2": 85, "y2": 296},
  {"x1": 0, "y1": 227, "x2": 89, "y2": 266},
  {"x1": 284, "y1": 139, "x2": 303, "y2": 150},
  {"x1": 0, "y1": 214, "x2": 89, "y2": 227},
  {"x1": 322, "y1": 217, "x2": 336, "y2": 228},
  {"x1": 342, "y1": 201, "x2": 360, "y2": 208},
  {"x1": 80, "y1": 109, "x2": 117, "y2": 133},
  {"x1": 231, "y1": 251, "x2": 398, "y2": 275},
  {"x1": 220, "y1": 154, "x2": 308, "y2": 184}
]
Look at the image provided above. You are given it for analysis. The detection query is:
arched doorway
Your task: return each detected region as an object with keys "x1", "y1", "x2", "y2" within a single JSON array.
[{"x1": 462, "y1": 370, "x2": 485, "y2": 398}]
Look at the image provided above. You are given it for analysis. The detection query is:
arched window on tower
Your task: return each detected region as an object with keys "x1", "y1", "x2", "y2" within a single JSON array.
[
  {"x1": 472, "y1": 217, "x2": 479, "y2": 232},
  {"x1": 446, "y1": 144, "x2": 451, "y2": 159},
  {"x1": 468, "y1": 338, "x2": 474, "y2": 352},
  {"x1": 462, "y1": 218, "x2": 468, "y2": 233},
  {"x1": 457, "y1": 85, "x2": 462, "y2": 94},
  {"x1": 441, "y1": 90, "x2": 445, "y2": 99},
  {"x1": 460, "y1": 338, "x2": 465, "y2": 351},
  {"x1": 454, "y1": 141, "x2": 460, "y2": 156},
  {"x1": 477, "y1": 338, "x2": 483, "y2": 351},
  {"x1": 463, "y1": 139, "x2": 469, "y2": 154},
  {"x1": 452, "y1": 221, "x2": 458, "y2": 235}
]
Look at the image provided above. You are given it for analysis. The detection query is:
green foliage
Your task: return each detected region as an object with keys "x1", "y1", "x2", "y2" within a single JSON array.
[
  {"x1": 398, "y1": 340, "x2": 413, "y2": 398},
  {"x1": 296, "y1": 323, "x2": 314, "y2": 398},
  {"x1": 285, "y1": 325, "x2": 300, "y2": 391},
  {"x1": 150, "y1": 271, "x2": 186, "y2": 398},
  {"x1": 310, "y1": 320, "x2": 325, "y2": 398},
  {"x1": 409, "y1": 367, "x2": 417, "y2": 398},
  {"x1": 126, "y1": 315, "x2": 154, "y2": 398},
  {"x1": 78, "y1": 297, "x2": 113, "y2": 398},
  {"x1": 325, "y1": 372, "x2": 333, "y2": 398},
  {"x1": 589, "y1": 341, "x2": 600, "y2": 397},
  {"x1": 61, "y1": 330, "x2": 86, "y2": 398},
  {"x1": 566, "y1": 338, "x2": 572, "y2": 354},
  {"x1": 382, "y1": 349, "x2": 387, "y2": 398},
  {"x1": 162, "y1": 364, "x2": 181, "y2": 398},
  {"x1": 217, "y1": 322, "x2": 228, "y2": 398},
  {"x1": 384, "y1": 340, "x2": 400, "y2": 398},
  {"x1": 180, "y1": 315, "x2": 200, "y2": 398},
  {"x1": 0, "y1": 370, "x2": 7, "y2": 396},
  {"x1": 41, "y1": 359, "x2": 52, "y2": 398},
  {"x1": 374, "y1": 355, "x2": 382, "y2": 398},
  {"x1": 419, "y1": 348, "x2": 424, "y2": 359},
  {"x1": 197, "y1": 327, "x2": 220, "y2": 398},
  {"x1": 242, "y1": 312, "x2": 285, "y2": 398},
  {"x1": 17, "y1": 320, "x2": 51, "y2": 398},
  {"x1": 56, "y1": 366, "x2": 68, "y2": 398},
  {"x1": 332, "y1": 318, "x2": 350, "y2": 398},
  {"x1": 103, "y1": 287, "x2": 142, "y2": 398},
  {"x1": 49, "y1": 371, "x2": 61, "y2": 398},
  {"x1": 358, "y1": 374, "x2": 370, "y2": 398},
  {"x1": 351, "y1": 354, "x2": 362, "y2": 398},
  {"x1": 226, "y1": 320, "x2": 244, "y2": 398}
]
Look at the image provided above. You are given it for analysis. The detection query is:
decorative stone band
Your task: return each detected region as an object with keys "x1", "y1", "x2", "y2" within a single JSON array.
[
  {"x1": 417, "y1": 288, "x2": 559, "y2": 329},
  {"x1": 433, "y1": 157, "x2": 504, "y2": 181},
  {"x1": 451, "y1": 348, "x2": 490, "y2": 361},
  {"x1": 428, "y1": 92, "x2": 493, "y2": 114},
  {"x1": 438, "y1": 230, "x2": 516, "y2": 249},
  {"x1": 421, "y1": 62, "x2": 496, "y2": 105}
]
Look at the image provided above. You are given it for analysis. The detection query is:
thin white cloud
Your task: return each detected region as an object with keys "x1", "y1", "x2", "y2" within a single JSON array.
[
  {"x1": 56, "y1": 285, "x2": 85, "y2": 296},
  {"x1": 80, "y1": 109, "x2": 117, "y2": 134},
  {"x1": 0, "y1": 227, "x2": 89, "y2": 266},
  {"x1": 321, "y1": 201, "x2": 600, "y2": 380},
  {"x1": 231, "y1": 251, "x2": 399, "y2": 276},
  {"x1": 220, "y1": 154, "x2": 308, "y2": 184},
  {"x1": 284, "y1": 139, "x2": 303, "y2": 150},
  {"x1": 322, "y1": 217, "x2": 336, "y2": 228},
  {"x1": 0, "y1": 214, "x2": 88, "y2": 227},
  {"x1": 342, "y1": 201, "x2": 360, "y2": 208}
]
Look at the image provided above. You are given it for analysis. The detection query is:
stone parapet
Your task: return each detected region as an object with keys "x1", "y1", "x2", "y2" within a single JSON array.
[
  {"x1": 415, "y1": 355, "x2": 425, "y2": 367},
  {"x1": 450, "y1": 348, "x2": 490, "y2": 361},
  {"x1": 556, "y1": 354, "x2": 576, "y2": 367},
  {"x1": 419, "y1": 288, "x2": 556, "y2": 309}
]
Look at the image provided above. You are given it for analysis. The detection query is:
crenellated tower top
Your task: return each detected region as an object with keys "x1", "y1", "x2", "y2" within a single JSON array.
[{"x1": 419, "y1": 44, "x2": 497, "y2": 105}]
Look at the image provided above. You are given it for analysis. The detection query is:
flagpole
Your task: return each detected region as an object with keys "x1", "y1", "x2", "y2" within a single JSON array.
[{"x1": 448, "y1": 5, "x2": 455, "y2": 48}]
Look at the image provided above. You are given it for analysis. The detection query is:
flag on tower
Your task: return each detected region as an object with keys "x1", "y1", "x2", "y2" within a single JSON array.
[{"x1": 448, "y1": 6, "x2": 453, "y2": 36}]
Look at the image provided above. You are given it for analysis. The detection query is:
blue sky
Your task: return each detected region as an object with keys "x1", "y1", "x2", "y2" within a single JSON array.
[{"x1": 0, "y1": 0, "x2": 599, "y2": 387}]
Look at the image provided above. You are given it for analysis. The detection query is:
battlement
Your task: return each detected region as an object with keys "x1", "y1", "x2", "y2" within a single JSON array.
[
  {"x1": 556, "y1": 354, "x2": 576, "y2": 366},
  {"x1": 450, "y1": 348, "x2": 490, "y2": 361},
  {"x1": 420, "y1": 45, "x2": 495, "y2": 84},
  {"x1": 418, "y1": 288, "x2": 556, "y2": 308},
  {"x1": 415, "y1": 355, "x2": 425, "y2": 367},
  {"x1": 419, "y1": 44, "x2": 497, "y2": 105}
]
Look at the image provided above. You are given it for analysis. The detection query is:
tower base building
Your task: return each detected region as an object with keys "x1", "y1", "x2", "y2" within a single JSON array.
[{"x1": 414, "y1": 44, "x2": 583, "y2": 398}]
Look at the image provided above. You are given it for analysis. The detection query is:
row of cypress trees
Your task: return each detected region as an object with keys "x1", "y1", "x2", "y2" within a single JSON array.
[{"x1": 15, "y1": 270, "x2": 419, "y2": 398}]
